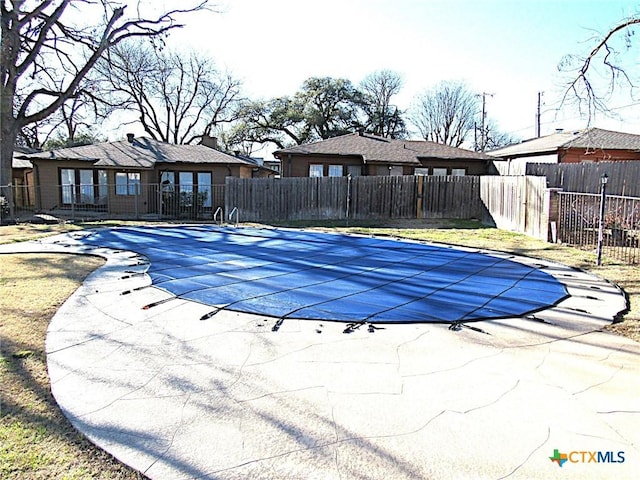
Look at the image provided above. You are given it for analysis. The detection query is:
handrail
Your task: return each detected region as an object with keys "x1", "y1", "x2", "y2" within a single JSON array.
[
  {"x1": 228, "y1": 206, "x2": 239, "y2": 227},
  {"x1": 214, "y1": 206, "x2": 223, "y2": 226}
]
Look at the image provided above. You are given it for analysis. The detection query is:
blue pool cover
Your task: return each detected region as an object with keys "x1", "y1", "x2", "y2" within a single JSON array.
[{"x1": 82, "y1": 225, "x2": 569, "y2": 324}]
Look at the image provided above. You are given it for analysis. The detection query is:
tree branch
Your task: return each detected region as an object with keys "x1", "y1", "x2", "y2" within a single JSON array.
[{"x1": 560, "y1": 16, "x2": 640, "y2": 121}]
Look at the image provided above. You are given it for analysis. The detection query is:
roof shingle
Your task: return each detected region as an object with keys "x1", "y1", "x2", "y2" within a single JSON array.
[
  {"x1": 274, "y1": 133, "x2": 493, "y2": 164},
  {"x1": 489, "y1": 128, "x2": 640, "y2": 158},
  {"x1": 19, "y1": 137, "x2": 254, "y2": 168}
]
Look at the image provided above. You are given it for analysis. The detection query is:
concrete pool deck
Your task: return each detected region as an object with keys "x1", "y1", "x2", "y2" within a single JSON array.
[{"x1": 1, "y1": 229, "x2": 639, "y2": 479}]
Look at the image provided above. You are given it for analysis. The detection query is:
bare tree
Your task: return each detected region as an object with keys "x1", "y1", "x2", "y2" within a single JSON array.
[
  {"x1": 410, "y1": 81, "x2": 479, "y2": 147},
  {"x1": 96, "y1": 41, "x2": 242, "y2": 144},
  {"x1": 359, "y1": 70, "x2": 407, "y2": 138},
  {"x1": 483, "y1": 120, "x2": 520, "y2": 151},
  {"x1": 560, "y1": 15, "x2": 640, "y2": 122},
  {"x1": 0, "y1": 0, "x2": 209, "y2": 213}
]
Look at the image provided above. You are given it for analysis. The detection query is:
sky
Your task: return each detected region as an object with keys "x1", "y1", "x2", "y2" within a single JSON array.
[{"x1": 118, "y1": 0, "x2": 640, "y2": 156}]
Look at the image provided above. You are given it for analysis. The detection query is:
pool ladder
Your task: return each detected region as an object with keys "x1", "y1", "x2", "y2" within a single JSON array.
[
  {"x1": 228, "y1": 207, "x2": 239, "y2": 227},
  {"x1": 213, "y1": 206, "x2": 239, "y2": 227}
]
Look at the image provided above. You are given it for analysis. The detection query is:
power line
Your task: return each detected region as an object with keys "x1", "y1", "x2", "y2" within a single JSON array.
[{"x1": 504, "y1": 100, "x2": 640, "y2": 138}]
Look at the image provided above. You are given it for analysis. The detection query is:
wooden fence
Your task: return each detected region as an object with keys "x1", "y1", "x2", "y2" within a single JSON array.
[
  {"x1": 526, "y1": 161, "x2": 640, "y2": 196},
  {"x1": 418, "y1": 176, "x2": 485, "y2": 219},
  {"x1": 480, "y1": 176, "x2": 549, "y2": 239},
  {"x1": 225, "y1": 176, "x2": 486, "y2": 223},
  {"x1": 225, "y1": 175, "x2": 551, "y2": 239}
]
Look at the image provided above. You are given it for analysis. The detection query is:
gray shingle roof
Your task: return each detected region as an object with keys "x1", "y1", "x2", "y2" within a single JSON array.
[
  {"x1": 274, "y1": 133, "x2": 493, "y2": 164},
  {"x1": 20, "y1": 137, "x2": 255, "y2": 168},
  {"x1": 12, "y1": 146, "x2": 37, "y2": 169},
  {"x1": 489, "y1": 128, "x2": 640, "y2": 158}
]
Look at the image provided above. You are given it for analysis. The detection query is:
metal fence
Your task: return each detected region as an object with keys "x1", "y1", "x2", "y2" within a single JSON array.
[
  {"x1": 3, "y1": 183, "x2": 226, "y2": 222},
  {"x1": 558, "y1": 191, "x2": 640, "y2": 264}
]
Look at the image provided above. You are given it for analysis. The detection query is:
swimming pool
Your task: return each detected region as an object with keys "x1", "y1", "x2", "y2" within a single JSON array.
[{"x1": 81, "y1": 225, "x2": 568, "y2": 324}]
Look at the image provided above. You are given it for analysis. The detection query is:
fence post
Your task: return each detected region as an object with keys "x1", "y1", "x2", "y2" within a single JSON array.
[
  {"x1": 596, "y1": 174, "x2": 609, "y2": 266},
  {"x1": 346, "y1": 174, "x2": 352, "y2": 225},
  {"x1": 416, "y1": 175, "x2": 423, "y2": 219},
  {"x1": 546, "y1": 188, "x2": 563, "y2": 243},
  {"x1": 71, "y1": 186, "x2": 76, "y2": 221},
  {"x1": 0, "y1": 184, "x2": 8, "y2": 224},
  {"x1": 157, "y1": 184, "x2": 162, "y2": 218},
  {"x1": 135, "y1": 183, "x2": 140, "y2": 220}
]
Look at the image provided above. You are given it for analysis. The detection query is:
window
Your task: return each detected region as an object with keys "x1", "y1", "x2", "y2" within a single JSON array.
[
  {"x1": 389, "y1": 166, "x2": 403, "y2": 176},
  {"x1": 347, "y1": 165, "x2": 362, "y2": 177},
  {"x1": 161, "y1": 171, "x2": 175, "y2": 192},
  {"x1": 179, "y1": 172, "x2": 193, "y2": 195},
  {"x1": 60, "y1": 168, "x2": 108, "y2": 205},
  {"x1": 97, "y1": 170, "x2": 108, "y2": 203},
  {"x1": 452, "y1": 168, "x2": 466, "y2": 176},
  {"x1": 376, "y1": 165, "x2": 389, "y2": 176},
  {"x1": 414, "y1": 168, "x2": 429, "y2": 176},
  {"x1": 79, "y1": 170, "x2": 94, "y2": 203},
  {"x1": 197, "y1": 172, "x2": 212, "y2": 208},
  {"x1": 161, "y1": 171, "x2": 214, "y2": 210},
  {"x1": 61, "y1": 169, "x2": 75, "y2": 204},
  {"x1": 328, "y1": 165, "x2": 343, "y2": 177},
  {"x1": 432, "y1": 168, "x2": 448, "y2": 176},
  {"x1": 309, "y1": 164, "x2": 323, "y2": 177},
  {"x1": 115, "y1": 172, "x2": 141, "y2": 195}
]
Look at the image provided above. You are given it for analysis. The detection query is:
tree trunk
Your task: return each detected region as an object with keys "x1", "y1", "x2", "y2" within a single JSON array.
[{"x1": 0, "y1": 87, "x2": 17, "y2": 222}]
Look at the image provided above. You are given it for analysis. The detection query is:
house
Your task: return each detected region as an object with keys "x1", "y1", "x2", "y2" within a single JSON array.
[
  {"x1": 489, "y1": 128, "x2": 640, "y2": 174},
  {"x1": 273, "y1": 132, "x2": 494, "y2": 177},
  {"x1": 11, "y1": 146, "x2": 38, "y2": 209},
  {"x1": 16, "y1": 135, "x2": 274, "y2": 218}
]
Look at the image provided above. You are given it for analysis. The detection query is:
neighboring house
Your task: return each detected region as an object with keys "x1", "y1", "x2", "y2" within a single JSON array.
[
  {"x1": 11, "y1": 146, "x2": 38, "y2": 209},
  {"x1": 489, "y1": 128, "x2": 640, "y2": 174},
  {"x1": 16, "y1": 135, "x2": 274, "y2": 217},
  {"x1": 273, "y1": 131, "x2": 494, "y2": 177}
]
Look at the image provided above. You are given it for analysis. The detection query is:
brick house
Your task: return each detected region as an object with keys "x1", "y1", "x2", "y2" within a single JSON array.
[
  {"x1": 16, "y1": 135, "x2": 274, "y2": 217},
  {"x1": 489, "y1": 128, "x2": 640, "y2": 174},
  {"x1": 273, "y1": 132, "x2": 494, "y2": 177}
]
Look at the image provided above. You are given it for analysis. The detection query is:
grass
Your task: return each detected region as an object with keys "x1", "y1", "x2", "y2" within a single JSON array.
[
  {"x1": 0, "y1": 252, "x2": 144, "y2": 479},
  {"x1": 0, "y1": 218, "x2": 637, "y2": 478}
]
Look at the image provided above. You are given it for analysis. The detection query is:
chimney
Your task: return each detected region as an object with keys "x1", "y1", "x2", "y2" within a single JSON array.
[
  {"x1": 200, "y1": 135, "x2": 218, "y2": 149},
  {"x1": 126, "y1": 133, "x2": 135, "y2": 143}
]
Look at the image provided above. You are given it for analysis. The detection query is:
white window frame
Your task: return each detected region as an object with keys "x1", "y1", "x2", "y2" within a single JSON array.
[
  {"x1": 328, "y1": 164, "x2": 343, "y2": 177},
  {"x1": 309, "y1": 164, "x2": 324, "y2": 177}
]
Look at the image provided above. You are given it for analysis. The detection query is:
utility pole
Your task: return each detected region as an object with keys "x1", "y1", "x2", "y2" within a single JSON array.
[
  {"x1": 476, "y1": 92, "x2": 493, "y2": 151},
  {"x1": 536, "y1": 91, "x2": 544, "y2": 137},
  {"x1": 473, "y1": 122, "x2": 478, "y2": 152}
]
